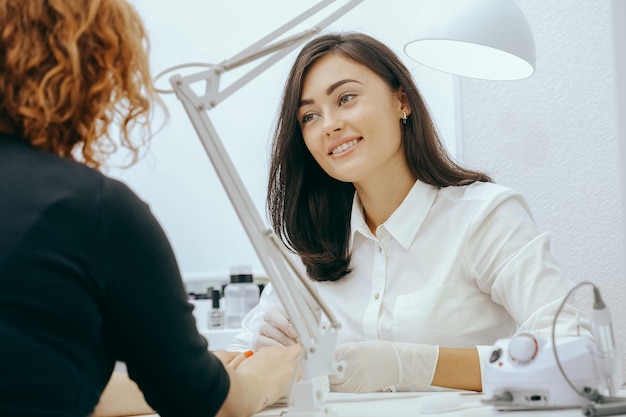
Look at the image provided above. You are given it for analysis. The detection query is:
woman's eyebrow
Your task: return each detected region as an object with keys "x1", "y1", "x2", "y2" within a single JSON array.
[
  {"x1": 326, "y1": 78, "x2": 361, "y2": 95},
  {"x1": 299, "y1": 79, "x2": 362, "y2": 108}
]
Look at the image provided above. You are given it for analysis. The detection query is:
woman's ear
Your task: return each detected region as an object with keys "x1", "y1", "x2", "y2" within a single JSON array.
[{"x1": 396, "y1": 88, "x2": 411, "y2": 117}]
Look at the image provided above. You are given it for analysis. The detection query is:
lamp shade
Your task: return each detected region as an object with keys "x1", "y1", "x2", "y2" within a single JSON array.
[{"x1": 404, "y1": 0, "x2": 536, "y2": 80}]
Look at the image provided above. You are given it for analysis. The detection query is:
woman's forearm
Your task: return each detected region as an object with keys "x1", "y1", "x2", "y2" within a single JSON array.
[{"x1": 431, "y1": 347, "x2": 482, "y2": 392}]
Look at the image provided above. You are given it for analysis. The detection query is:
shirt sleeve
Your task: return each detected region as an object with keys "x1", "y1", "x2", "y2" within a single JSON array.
[
  {"x1": 98, "y1": 179, "x2": 229, "y2": 417},
  {"x1": 465, "y1": 188, "x2": 590, "y2": 380}
]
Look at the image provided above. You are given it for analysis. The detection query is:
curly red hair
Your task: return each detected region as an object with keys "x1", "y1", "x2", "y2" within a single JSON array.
[{"x1": 0, "y1": 0, "x2": 159, "y2": 168}]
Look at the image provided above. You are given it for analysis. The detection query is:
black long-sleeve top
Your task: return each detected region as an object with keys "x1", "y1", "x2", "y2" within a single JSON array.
[{"x1": 0, "y1": 133, "x2": 229, "y2": 416}]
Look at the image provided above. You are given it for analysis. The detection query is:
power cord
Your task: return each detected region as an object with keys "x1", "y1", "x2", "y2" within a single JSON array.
[{"x1": 551, "y1": 281, "x2": 626, "y2": 416}]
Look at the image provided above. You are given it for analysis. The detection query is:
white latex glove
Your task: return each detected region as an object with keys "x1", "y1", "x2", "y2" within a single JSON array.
[
  {"x1": 252, "y1": 304, "x2": 299, "y2": 349},
  {"x1": 329, "y1": 340, "x2": 439, "y2": 393}
]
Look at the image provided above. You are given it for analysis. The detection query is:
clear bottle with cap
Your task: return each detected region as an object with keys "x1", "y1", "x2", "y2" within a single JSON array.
[
  {"x1": 224, "y1": 265, "x2": 260, "y2": 329},
  {"x1": 210, "y1": 289, "x2": 224, "y2": 329}
]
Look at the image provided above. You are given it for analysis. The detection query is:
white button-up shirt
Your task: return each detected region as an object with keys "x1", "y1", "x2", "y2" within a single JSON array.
[{"x1": 230, "y1": 180, "x2": 585, "y2": 375}]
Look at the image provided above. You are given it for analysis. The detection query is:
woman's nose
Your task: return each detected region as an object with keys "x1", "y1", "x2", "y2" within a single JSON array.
[{"x1": 322, "y1": 113, "x2": 343, "y2": 136}]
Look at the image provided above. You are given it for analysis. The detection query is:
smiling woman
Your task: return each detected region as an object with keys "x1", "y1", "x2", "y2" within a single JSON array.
[
  {"x1": 113, "y1": 0, "x2": 460, "y2": 284},
  {"x1": 230, "y1": 31, "x2": 589, "y2": 396},
  {"x1": 297, "y1": 54, "x2": 410, "y2": 192}
]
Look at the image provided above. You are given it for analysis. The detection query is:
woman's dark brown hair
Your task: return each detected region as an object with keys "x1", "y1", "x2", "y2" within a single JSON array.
[
  {"x1": 267, "y1": 32, "x2": 491, "y2": 282},
  {"x1": 0, "y1": 0, "x2": 159, "y2": 169}
]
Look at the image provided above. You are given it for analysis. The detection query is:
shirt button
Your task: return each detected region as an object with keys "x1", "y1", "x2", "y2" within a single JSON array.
[
  {"x1": 378, "y1": 246, "x2": 383, "y2": 253},
  {"x1": 374, "y1": 293, "x2": 380, "y2": 300}
]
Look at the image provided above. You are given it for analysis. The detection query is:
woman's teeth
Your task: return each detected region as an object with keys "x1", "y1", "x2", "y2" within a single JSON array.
[{"x1": 331, "y1": 139, "x2": 359, "y2": 155}]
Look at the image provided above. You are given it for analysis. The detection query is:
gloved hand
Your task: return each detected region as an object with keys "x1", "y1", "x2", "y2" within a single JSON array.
[
  {"x1": 329, "y1": 340, "x2": 439, "y2": 393},
  {"x1": 252, "y1": 304, "x2": 299, "y2": 349}
]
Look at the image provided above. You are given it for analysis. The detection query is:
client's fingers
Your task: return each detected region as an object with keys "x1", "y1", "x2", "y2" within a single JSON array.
[
  {"x1": 211, "y1": 350, "x2": 239, "y2": 365},
  {"x1": 228, "y1": 350, "x2": 255, "y2": 369}
]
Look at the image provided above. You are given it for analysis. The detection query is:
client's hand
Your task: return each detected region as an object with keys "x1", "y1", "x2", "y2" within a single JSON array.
[
  {"x1": 329, "y1": 341, "x2": 439, "y2": 393},
  {"x1": 212, "y1": 350, "x2": 240, "y2": 366},
  {"x1": 252, "y1": 305, "x2": 298, "y2": 349},
  {"x1": 236, "y1": 345, "x2": 302, "y2": 404}
]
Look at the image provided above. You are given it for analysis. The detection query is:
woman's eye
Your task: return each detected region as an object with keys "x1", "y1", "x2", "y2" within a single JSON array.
[
  {"x1": 302, "y1": 113, "x2": 317, "y2": 124},
  {"x1": 339, "y1": 93, "x2": 355, "y2": 106}
]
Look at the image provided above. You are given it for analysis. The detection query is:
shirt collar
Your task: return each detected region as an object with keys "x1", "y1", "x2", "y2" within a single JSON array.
[{"x1": 349, "y1": 180, "x2": 438, "y2": 250}]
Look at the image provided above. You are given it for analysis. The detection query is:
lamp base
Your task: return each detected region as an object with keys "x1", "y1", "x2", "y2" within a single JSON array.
[{"x1": 285, "y1": 376, "x2": 336, "y2": 417}]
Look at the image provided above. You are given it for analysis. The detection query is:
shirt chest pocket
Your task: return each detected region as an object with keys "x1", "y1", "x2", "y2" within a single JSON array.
[{"x1": 391, "y1": 283, "x2": 461, "y2": 346}]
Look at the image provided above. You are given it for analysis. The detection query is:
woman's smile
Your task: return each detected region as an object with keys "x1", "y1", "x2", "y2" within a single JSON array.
[{"x1": 329, "y1": 138, "x2": 362, "y2": 156}]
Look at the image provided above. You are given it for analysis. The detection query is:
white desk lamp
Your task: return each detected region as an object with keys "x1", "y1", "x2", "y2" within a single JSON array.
[
  {"x1": 404, "y1": 0, "x2": 536, "y2": 80},
  {"x1": 154, "y1": 1, "x2": 363, "y2": 416}
]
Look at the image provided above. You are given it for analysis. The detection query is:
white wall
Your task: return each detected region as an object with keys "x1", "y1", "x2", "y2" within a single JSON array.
[
  {"x1": 460, "y1": 0, "x2": 626, "y2": 380},
  {"x1": 614, "y1": 0, "x2": 626, "y2": 281},
  {"x1": 113, "y1": 0, "x2": 458, "y2": 286}
]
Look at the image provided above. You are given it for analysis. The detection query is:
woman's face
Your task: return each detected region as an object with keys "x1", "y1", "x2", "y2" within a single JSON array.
[{"x1": 297, "y1": 53, "x2": 408, "y2": 187}]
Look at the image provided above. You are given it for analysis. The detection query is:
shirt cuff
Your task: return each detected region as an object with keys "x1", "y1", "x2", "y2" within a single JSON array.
[{"x1": 475, "y1": 345, "x2": 495, "y2": 390}]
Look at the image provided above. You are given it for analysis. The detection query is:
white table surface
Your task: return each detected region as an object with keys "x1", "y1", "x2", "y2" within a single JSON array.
[{"x1": 134, "y1": 391, "x2": 626, "y2": 417}]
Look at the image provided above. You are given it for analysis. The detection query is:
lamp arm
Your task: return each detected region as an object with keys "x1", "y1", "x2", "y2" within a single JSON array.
[
  {"x1": 171, "y1": 77, "x2": 327, "y2": 342},
  {"x1": 171, "y1": 76, "x2": 341, "y2": 417},
  {"x1": 223, "y1": 0, "x2": 335, "y2": 67},
  {"x1": 165, "y1": 2, "x2": 364, "y2": 414},
  {"x1": 206, "y1": 0, "x2": 363, "y2": 107},
  {"x1": 217, "y1": 0, "x2": 365, "y2": 75},
  {"x1": 214, "y1": 27, "x2": 320, "y2": 106},
  {"x1": 219, "y1": 28, "x2": 321, "y2": 72}
]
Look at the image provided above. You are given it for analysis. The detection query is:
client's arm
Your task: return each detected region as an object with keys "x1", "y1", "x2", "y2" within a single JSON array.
[
  {"x1": 93, "y1": 346, "x2": 300, "y2": 417},
  {"x1": 216, "y1": 345, "x2": 301, "y2": 417},
  {"x1": 93, "y1": 372, "x2": 154, "y2": 417}
]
